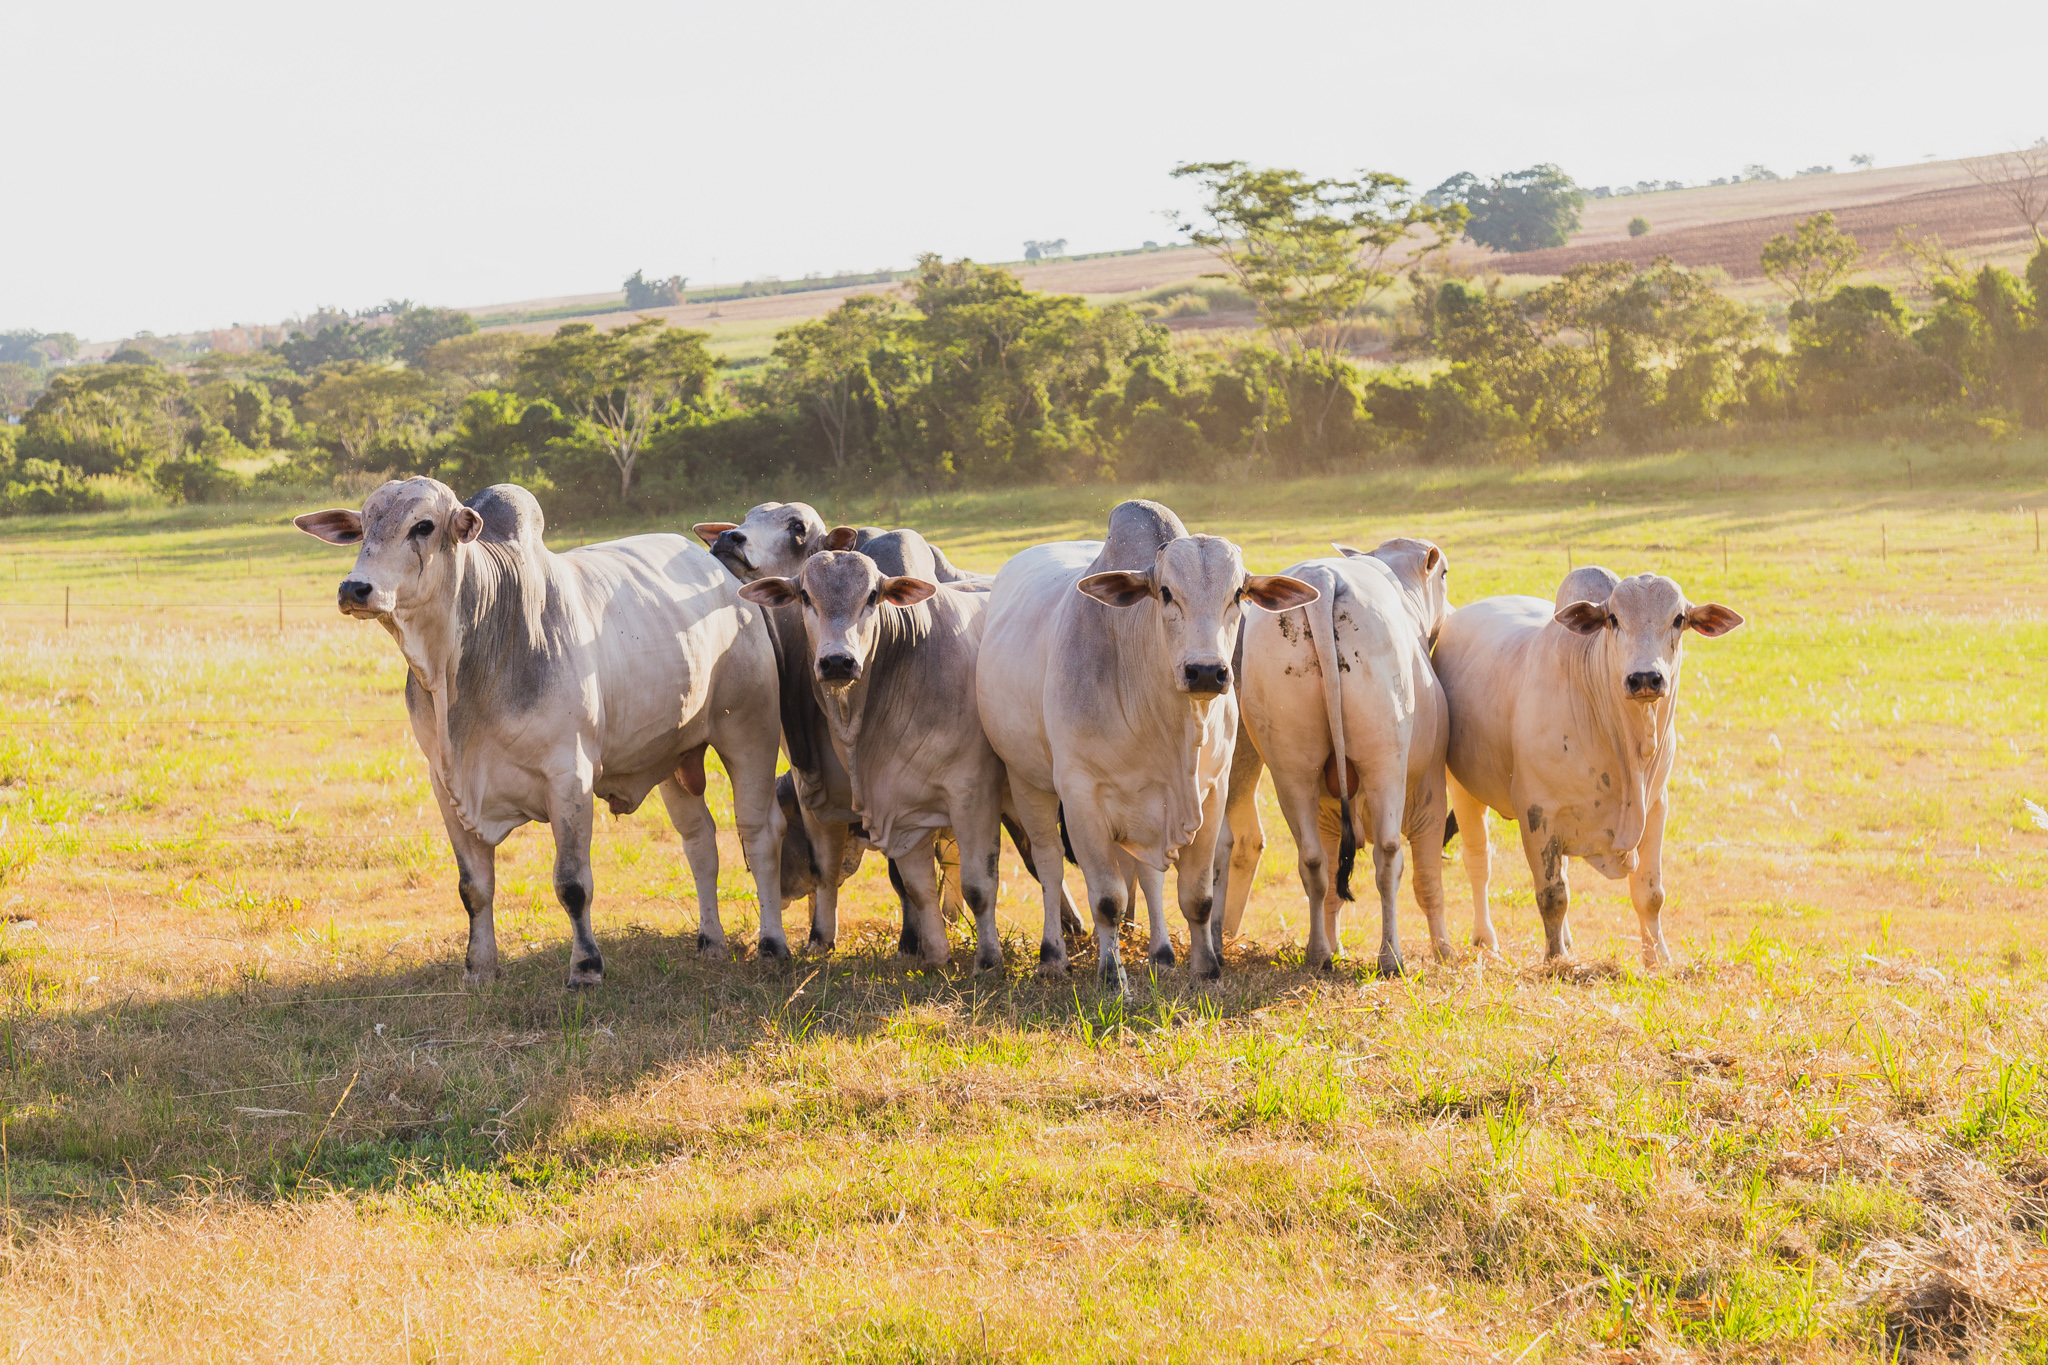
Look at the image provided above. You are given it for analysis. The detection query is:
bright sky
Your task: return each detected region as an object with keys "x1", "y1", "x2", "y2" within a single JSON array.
[{"x1": 10, "y1": 0, "x2": 2045, "y2": 341}]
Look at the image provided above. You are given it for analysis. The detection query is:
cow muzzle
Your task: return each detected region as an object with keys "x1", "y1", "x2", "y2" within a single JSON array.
[
  {"x1": 337, "y1": 580, "x2": 389, "y2": 618},
  {"x1": 1625, "y1": 670, "x2": 1667, "y2": 700},
  {"x1": 816, "y1": 652, "x2": 861, "y2": 687},
  {"x1": 710, "y1": 531, "x2": 756, "y2": 576},
  {"x1": 1181, "y1": 661, "x2": 1230, "y2": 698}
]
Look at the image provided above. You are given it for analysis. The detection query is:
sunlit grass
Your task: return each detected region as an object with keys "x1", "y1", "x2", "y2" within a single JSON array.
[{"x1": 0, "y1": 434, "x2": 2045, "y2": 1359}]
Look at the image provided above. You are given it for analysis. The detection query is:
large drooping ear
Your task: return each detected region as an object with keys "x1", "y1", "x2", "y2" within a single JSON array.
[
  {"x1": 825, "y1": 525, "x2": 859, "y2": 551},
  {"x1": 452, "y1": 506, "x2": 485, "y2": 543},
  {"x1": 294, "y1": 509, "x2": 364, "y2": 545},
  {"x1": 1685, "y1": 603, "x2": 1745, "y2": 637},
  {"x1": 879, "y1": 576, "x2": 937, "y2": 607},
  {"x1": 1243, "y1": 574, "x2": 1320, "y2": 611},
  {"x1": 737, "y1": 577, "x2": 803, "y2": 608},
  {"x1": 1331, "y1": 542, "x2": 1367, "y2": 558},
  {"x1": 692, "y1": 521, "x2": 737, "y2": 546},
  {"x1": 1554, "y1": 601, "x2": 1613, "y2": 635},
  {"x1": 1077, "y1": 569, "x2": 1154, "y2": 608}
]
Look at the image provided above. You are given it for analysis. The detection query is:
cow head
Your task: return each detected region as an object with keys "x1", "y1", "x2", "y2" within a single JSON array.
[
  {"x1": 1555, "y1": 572, "x2": 1743, "y2": 701},
  {"x1": 1078, "y1": 535, "x2": 1319, "y2": 701},
  {"x1": 694, "y1": 501, "x2": 829, "y2": 582},
  {"x1": 736, "y1": 545, "x2": 935, "y2": 691},
  {"x1": 1338, "y1": 537, "x2": 1451, "y2": 644},
  {"x1": 294, "y1": 477, "x2": 483, "y2": 619}
]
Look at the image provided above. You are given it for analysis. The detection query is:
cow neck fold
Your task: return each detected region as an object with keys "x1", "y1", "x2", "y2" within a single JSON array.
[
  {"x1": 1104, "y1": 589, "x2": 1214, "y2": 864},
  {"x1": 818, "y1": 596, "x2": 936, "y2": 820},
  {"x1": 1553, "y1": 625, "x2": 1679, "y2": 853},
  {"x1": 389, "y1": 537, "x2": 549, "y2": 835}
]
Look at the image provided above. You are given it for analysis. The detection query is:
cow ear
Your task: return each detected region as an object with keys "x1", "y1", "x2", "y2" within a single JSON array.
[
  {"x1": 693, "y1": 521, "x2": 737, "y2": 547},
  {"x1": 1555, "y1": 601, "x2": 1612, "y2": 635},
  {"x1": 825, "y1": 525, "x2": 859, "y2": 552},
  {"x1": 1685, "y1": 603, "x2": 1744, "y2": 637},
  {"x1": 452, "y1": 507, "x2": 485, "y2": 543},
  {"x1": 1243, "y1": 573, "x2": 1320, "y2": 611},
  {"x1": 295, "y1": 509, "x2": 363, "y2": 545},
  {"x1": 1424, "y1": 544, "x2": 1442, "y2": 572},
  {"x1": 1077, "y1": 570, "x2": 1154, "y2": 608},
  {"x1": 1331, "y1": 542, "x2": 1367, "y2": 559},
  {"x1": 879, "y1": 575, "x2": 936, "y2": 606},
  {"x1": 737, "y1": 578, "x2": 802, "y2": 608}
]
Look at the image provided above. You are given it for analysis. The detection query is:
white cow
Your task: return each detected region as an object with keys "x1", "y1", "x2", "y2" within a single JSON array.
[
  {"x1": 738, "y1": 542, "x2": 1010, "y2": 971},
  {"x1": 1223, "y1": 539, "x2": 1453, "y2": 974},
  {"x1": 1433, "y1": 566, "x2": 1742, "y2": 967},
  {"x1": 295, "y1": 478, "x2": 789, "y2": 985},
  {"x1": 977, "y1": 499, "x2": 1317, "y2": 993}
]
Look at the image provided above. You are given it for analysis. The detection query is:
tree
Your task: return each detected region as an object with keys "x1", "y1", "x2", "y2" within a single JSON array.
[
  {"x1": 1461, "y1": 165, "x2": 1585, "y2": 252},
  {"x1": 382, "y1": 301, "x2": 477, "y2": 364},
  {"x1": 0, "y1": 330, "x2": 79, "y2": 368},
  {"x1": 1742, "y1": 165, "x2": 1779, "y2": 182},
  {"x1": 624, "y1": 271, "x2": 687, "y2": 308},
  {"x1": 1964, "y1": 145, "x2": 2048, "y2": 244},
  {"x1": 422, "y1": 332, "x2": 537, "y2": 397},
  {"x1": 17, "y1": 364, "x2": 192, "y2": 475},
  {"x1": 1022, "y1": 239, "x2": 1069, "y2": 261},
  {"x1": 275, "y1": 321, "x2": 395, "y2": 375},
  {"x1": 518, "y1": 319, "x2": 717, "y2": 497},
  {"x1": 770, "y1": 294, "x2": 901, "y2": 473},
  {"x1": 297, "y1": 364, "x2": 437, "y2": 472},
  {"x1": 1760, "y1": 212, "x2": 1864, "y2": 314},
  {"x1": 1628, "y1": 217, "x2": 1651, "y2": 238},
  {"x1": 0, "y1": 363, "x2": 43, "y2": 416},
  {"x1": 1850, "y1": 153, "x2": 1876, "y2": 170}
]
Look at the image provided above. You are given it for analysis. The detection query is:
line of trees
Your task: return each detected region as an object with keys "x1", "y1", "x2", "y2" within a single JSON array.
[{"x1": 2, "y1": 163, "x2": 2044, "y2": 519}]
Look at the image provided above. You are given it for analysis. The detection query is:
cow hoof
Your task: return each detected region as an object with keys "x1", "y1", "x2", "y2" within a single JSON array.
[
  {"x1": 896, "y1": 927, "x2": 921, "y2": 957},
  {"x1": 696, "y1": 932, "x2": 729, "y2": 960},
  {"x1": 1036, "y1": 942, "x2": 1069, "y2": 976},
  {"x1": 1099, "y1": 962, "x2": 1129, "y2": 997},
  {"x1": 806, "y1": 929, "x2": 836, "y2": 955},
  {"x1": 974, "y1": 947, "x2": 1004, "y2": 975},
  {"x1": 1375, "y1": 952, "x2": 1405, "y2": 979},
  {"x1": 757, "y1": 936, "x2": 792, "y2": 965},
  {"x1": 1305, "y1": 950, "x2": 1333, "y2": 973},
  {"x1": 1149, "y1": 943, "x2": 1175, "y2": 969},
  {"x1": 463, "y1": 966, "x2": 499, "y2": 989},
  {"x1": 565, "y1": 972, "x2": 603, "y2": 991},
  {"x1": 1195, "y1": 957, "x2": 1222, "y2": 983}
]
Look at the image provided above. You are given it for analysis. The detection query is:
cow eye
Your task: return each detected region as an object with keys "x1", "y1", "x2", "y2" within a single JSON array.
[
  {"x1": 788, "y1": 522, "x2": 805, "y2": 540},
  {"x1": 1673, "y1": 614, "x2": 1684, "y2": 628},
  {"x1": 867, "y1": 590, "x2": 880, "y2": 607},
  {"x1": 1159, "y1": 585, "x2": 1174, "y2": 607},
  {"x1": 409, "y1": 520, "x2": 434, "y2": 538}
]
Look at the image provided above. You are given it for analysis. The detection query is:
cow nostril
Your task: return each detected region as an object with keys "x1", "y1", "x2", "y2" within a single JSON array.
[
  {"x1": 1627, "y1": 671, "x2": 1665, "y2": 694},
  {"x1": 342, "y1": 581, "x2": 373, "y2": 604}
]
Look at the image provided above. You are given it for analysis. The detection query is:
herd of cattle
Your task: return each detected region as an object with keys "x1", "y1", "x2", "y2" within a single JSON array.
[{"x1": 295, "y1": 478, "x2": 1743, "y2": 994}]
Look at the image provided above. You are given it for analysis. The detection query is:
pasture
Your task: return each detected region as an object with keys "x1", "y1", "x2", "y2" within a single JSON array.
[{"x1": 0, "y1": 436, "x2": 2045, "y2": 1360}]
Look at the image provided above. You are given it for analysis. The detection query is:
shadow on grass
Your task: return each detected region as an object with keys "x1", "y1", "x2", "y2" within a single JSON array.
[{"x1": 0, "y1": 919, "x2": 1323, "y2": 1224}]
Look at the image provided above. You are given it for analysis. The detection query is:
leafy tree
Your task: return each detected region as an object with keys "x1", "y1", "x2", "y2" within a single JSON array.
[
  {"x1": 382, "y1": 301, "x2": 477, "y2": 364},
  {"x1": 1629, "y1": 217, "x2": 1650, "y2": 238},
  {"x1": 1460, "y1": 165, "x2": 1585, "y2": 253},
  {"x1": 1792, "y1": 285, "x2": 1936, "y2": 416},
  {"x1": 0, "y1": 330, "x2": 79, "y2": 368},
  {"x1": 434, "y1": 390, "x2": 569, "y2": 492},
  {"x1": 1172, "y1": 160, "x2": 1464, "y2": 446},
  {"x1": 17, "y1": 364, "x2": 192, "y2": 474},
  {"x1": 1422, "y1": 173, "x2": 1479, "y2": 209},
  {"x1": 1850, "y1": 153, "x2": 1876, "y2": 170},
  {"x1": 624, "y1": 272, "x2": 687, "y2": 309},
  {"x1": 422, "y1": 332, "x2": 537, "y2": 397},
  {"x1": 518, "y1": 319, "x2": 717, "y2": 497},
  {"x1": 0, "y1": 363, "x2": 45, "y2": 416},
  {"x1": 275, "y1": 321, "x2": 395, "y2": 375},
  {"x1": 296, "y1": 364, "x2": 438, "y2": 472},
  {"x1": 1760, "y1": 212, "x2": 1864, "y2": 315},
  {"x1": 1022, "y1": 239, "x2": 1068, "y2": 261},
  {"x1": 770, "y1": 294, "x2": 903, "y2": 473},
  {"x1": 1742, "y1": 165, "x2": 1779, "y2": 182}
]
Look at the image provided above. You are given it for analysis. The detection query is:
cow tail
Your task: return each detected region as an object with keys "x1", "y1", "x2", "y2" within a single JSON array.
[
  {"x1": 1301, "y1": 565, "x2": 1353, "y2": 904},
  {"x1": 1056, "y1": 803, "x2": 1078, "y2": 865}
]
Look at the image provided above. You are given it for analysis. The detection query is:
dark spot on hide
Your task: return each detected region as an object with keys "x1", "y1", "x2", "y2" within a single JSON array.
[
  {"x1": 986, "y1": 851, "x2": 1000, "y2": 881},
  {"x1": 964, "y1": 883, "x2": 989, "y2": 914},
  {"x1": 1526, "y1": 805, "x2": 1543, "y2": 831},
  {"x1": 1039, "y1": 940, "x2": 1063, "y2": 963},
  {"x1": 557, "y1": 881, "x2": 588, "y2": 916},
  {"x1": 1600, "y1": 771, "x2": 1612, "y2": 789},
  {"x1": 1095, "y1": 894, "x2": 1121, "y2": 928},
  {"x1": 458, "y1": 876, "x2": 488, "y2": 919},
  {"x1": 696, "y1": 932, "x2": 714, "y2": 951},
  {"x1": 1187, "y1": 896, "x2": 1214, "y2": 926},
  {"x1": 573, "y1": 955, "x2": 603, "y2": 975},
  {"x1": 1150, "y1": 942, "x2": 1176, "y2": 967},
  {"x1": 1540, "y1": 837, "x2": 1563, "y2": 884}
]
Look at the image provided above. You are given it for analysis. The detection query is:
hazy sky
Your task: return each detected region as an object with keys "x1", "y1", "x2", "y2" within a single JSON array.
[{"x1": 9, "y1": 0, "x2": 2045, "y2": 340}]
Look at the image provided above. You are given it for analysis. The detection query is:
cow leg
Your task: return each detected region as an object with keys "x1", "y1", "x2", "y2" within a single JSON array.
[
  {"x1": 1362, "y1": 788, "x2": 1408, "y2": 979},
  {"x1": 805, "y1": 811, "x2": 851, "y2": 953},
  {"x1": 935, "y1": 830, "x2": 966, "y2": 923},
  {"x1": 955, "y1": 810, "x2": 1005, "y2": 975},
  {"x1": 1133, "y1": 859, "x2": 1172, "y2": 970},
  {"x1": 1407, "y1": 781, "x2": 1454, "y2": 963},
  {"x1": 1270, "y1": 766, "x2": 1336, "y2": 970},
  {"x1": 429, "y1": 771, "x2": 500, "y2": 986},
  {"x1": 1519, "y1": 822, "x2": 1572, "y2": 961},
  {"x1": 1174, "y1": 766, "x2": 1230, "y2": 982},
  {"x1": 1003, "y1": 814, "x2": 1084, "y2": 936},
  {"x1": 1630, "y1": 799, "x2": 1672, "y2": 969},
  {"x1": 546, "y1": 789, "x2": 603, "y2": 989},
  {"x1": 1448, "y1": 775, "x2": 1497, "y2": 952},
  {"x1": 714, "y1": 734, "x2": 790, "y2": 963},
  {"x1": 1062, "y1": 810, "x2": 1131, "y2": 996},
  {"x1": 891, "y1": 833, "x2": 952, "y2": 970},
  {"x1": 1216, "y1": 723, "x2": 1266, "y2": 947},
  {"x1": 1007, "y1": 783, "x2": 1073, "y2": 975},
  {"x1": 657, "y1": 779, "x2": 726, "y2": 958},
  {"x1": 1315, "y1": 798, "x2": 1347, "y2": 960}
]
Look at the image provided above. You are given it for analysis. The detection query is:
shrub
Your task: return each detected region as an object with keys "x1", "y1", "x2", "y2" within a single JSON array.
[{"x1": 1628, "y1": 217, "x2": 1651, "y2": 237}]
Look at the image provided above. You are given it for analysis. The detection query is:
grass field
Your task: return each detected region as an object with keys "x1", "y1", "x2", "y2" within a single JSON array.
[{"x1": 1, "y1": 435, "x2": 2046, "y2": 1360}]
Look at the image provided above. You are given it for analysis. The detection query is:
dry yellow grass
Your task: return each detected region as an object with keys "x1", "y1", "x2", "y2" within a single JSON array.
[{"x1": 0, "y1": 435, "x2": 2046, "y2": 1360}]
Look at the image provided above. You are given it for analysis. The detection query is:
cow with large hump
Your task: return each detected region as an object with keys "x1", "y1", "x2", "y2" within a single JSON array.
[
  {"x1": 977, "y1": 499, "x2": 1319, "y2": 993},
  {"x1": 1433, "y1": 565, "x2": 1743, "y2": 967},
  {"x1": 1219, "y1": 538, "x2": 1454, "y2": 975},
  {"x1": 736, "y1": 530, "x2": 1013, "y2": 970},
  {"x1": 695, "y1": 502, "x2": 1077, "y2": 955},
  {"x1": 295, "y1": 478, "x2": 790, "y2": 986}
]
